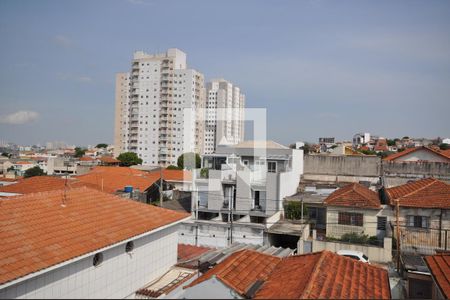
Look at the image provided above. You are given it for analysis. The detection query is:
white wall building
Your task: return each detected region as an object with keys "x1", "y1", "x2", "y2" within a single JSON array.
[
  {"x1": 0, "y1": 187, "x2": 189, "y2": 299},
  {"x1": 179, "y1": 141, "x2": 304, "y2": 248},
  {"x1": 203, "y1": 79, "x2": 245, "y2": 154},
  {"x1": 114, "y1": 48, "x2": 206, "y2": 166}
]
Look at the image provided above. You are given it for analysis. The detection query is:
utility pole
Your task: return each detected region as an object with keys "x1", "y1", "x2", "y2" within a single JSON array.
[
  {"x1": 396, "y1": 199, "x2": 401, "y2": 272},
  {"x1": 159, "y1": 165, "x2": 163, "y2": 207},
  {"x1": 230, "y1": 186, "x2": 234, "y2": 245}
]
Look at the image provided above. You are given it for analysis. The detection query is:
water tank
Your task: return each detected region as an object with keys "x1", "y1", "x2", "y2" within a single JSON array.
[{"x1": 124, "y1": 186, "x2": 133, "y2": 193}]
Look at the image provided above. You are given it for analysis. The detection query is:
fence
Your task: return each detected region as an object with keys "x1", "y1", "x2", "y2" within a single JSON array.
[{"x1": 391, "y1": 223, "x2": 450, "y2": 255}]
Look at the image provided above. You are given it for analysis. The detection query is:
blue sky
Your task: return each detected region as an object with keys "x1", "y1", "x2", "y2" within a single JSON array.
[{"x1": 0, "y1": 0, "x2": 449, "y2": 146}]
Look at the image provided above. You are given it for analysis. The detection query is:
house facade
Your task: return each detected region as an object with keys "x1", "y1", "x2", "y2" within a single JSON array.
[
  {"x1": 383, "y1": 178, "x2": 450, "y2": 255},
  {"x1": 324, "y1": 183, "x2": 387, "y2": 240},
  {"x1": 179, "y1": 141, "x2": 303, "y2": 247},
  {"x1": 0, "y1": 187, "x2": 189, "y2": 299}
]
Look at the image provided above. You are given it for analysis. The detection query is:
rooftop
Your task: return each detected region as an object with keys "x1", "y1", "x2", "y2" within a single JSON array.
[
  {"x1": 383, "y1": 146, "x2": 450, "y2": 162},
  {"x1": 0, "y1": 187, "x2": 189, "y2": 286},
  {"x1": 385, "y1": 178, "x2": 450, "y2": 209},
  {"x1": 75, "y1": 166, "x2": 191, "y2": 194},
  {"x1": 0, "y1": 176, "x2": 96, "y2": 195},
  {"x1": 233, "y1": 140, "x2": 289, "y2": 150},
  {"x1": 324, "y1": 183, "x2": 381, "y2": 209},
  {"x1": 424, "y1": 254, "x2": 450, "y2": 299},
  {"x1": 185, "y1": 249, "x2": 391, "y2": 299}
]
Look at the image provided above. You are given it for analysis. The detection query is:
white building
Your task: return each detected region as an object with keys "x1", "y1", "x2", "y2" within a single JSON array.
[
  {"x1": 352, "y1": 132, "x2": 371, "y2": 148},
  {"x1": 0, "y1": 187, "x2": 189, "y2": 299},
  {"x1": 179, "y1": 140, "x2": 304, "y2": 248},
  {"x1": 203, "y1": 79, "x2": 245, "y2": 154},
  {"x1": 114, "y1": 48, "x2": 206, "y2": 166}
]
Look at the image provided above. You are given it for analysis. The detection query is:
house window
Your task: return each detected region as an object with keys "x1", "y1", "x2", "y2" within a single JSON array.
[
  {"x1": 407, "y1": 215, "x2": 429, "y2": 229},
  {"x1": 243, "y1": 160, "x2": 249, "y2": 166},
  {"x1": 254, "y1": 191, "x2": 260, "y2": 207},
  {"x1": 338, "y1": 212, "x2": 363, "y2": 226},
  {"x1": 268, "y1": 161, "x2": 277, "y2": 173}
]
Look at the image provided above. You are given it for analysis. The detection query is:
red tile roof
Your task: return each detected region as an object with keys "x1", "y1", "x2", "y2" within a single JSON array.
[
  {"x1": 0, "y1": 176, "x2": 97, "y2": 195},
  {"x1": 76, "y1": 167, "x2": 191, "y2": 194},
  {"x1": 79, "y1": 156, "x2": 95, "y2": 162},
  {"x1": 384, "y1": 146, "x2": 450, "y2": 162},
  {"x1": 177, "y1": 244, "x2": 213, "y2": 262},
  {"x1": 424, "y1": 254, "x2": 450, "y2": 299},
  {"x1": 185, "y1": 250, "x2": 281, "y2": 295},
  {"x1": 324, "y1": 183, "x2": 381, "y2": 209},
  {"x1": 374, "y1": 138, "x2": 389, "y2": 152},
  {"x1": 186, "y1": 250, "x2": 391, "y2": 299},
  {"x1": 99, "y1": 156, "x2": 120, "y2": 164},
  {"x1": 385, "y1": 178, "x2": 450, "y2": 209},
  {"x1": 0, "y1": 187, "x2": 189, "y2": 286},
  {"x1": 76, "y1": 166, "x2": 160, "y2": 193}
]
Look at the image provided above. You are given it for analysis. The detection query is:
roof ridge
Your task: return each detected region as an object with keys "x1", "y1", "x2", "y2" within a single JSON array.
[
  {"x1": 299, "y1": 251, "x2": 328, "y2": 298},
  {"x1": 396, "y1": 178, "x2": 438, "y2": 200},
  {"x1": 352, "y1": 184, "x2": 380, "y2": 206}
]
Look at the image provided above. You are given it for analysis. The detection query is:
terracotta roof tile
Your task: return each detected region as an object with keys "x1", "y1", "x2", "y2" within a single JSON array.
[
  {"x1": 79, "y1": 156, "x2": 95, "y2": 162},
  {"x1": 324, "y1": 183, "x2": 381, "y2": 209},
  {"x1": 0, "y1": 187, "x2": 189, "y2": 286},
  {"x1": 98, "y1": 156, "x2": 120, "y2": 164},
  {"x1": 185, "y1": 250, "x2": 281, "y2": 295},
  {"x1": 0, "y1": 176, "x2": 98, "y2": 195},
  {"x1": 424, "y1": 254, "x2": 450, "y2": 299},
  {"x1": 186, "y1": 250, "x2": 391, "y2": 299},
  {"x1": 384, "y1": 146, "x2": 450, "y2": 162},
  {"x1": 177, "y1": 244, "x2": 213, "y2": 262},
  {"x1": 385, "y1": 178, "x2": 450, "y2": 209},
  {"x1": 75, "y1": 167, "x2": 191, "y2": 194}
]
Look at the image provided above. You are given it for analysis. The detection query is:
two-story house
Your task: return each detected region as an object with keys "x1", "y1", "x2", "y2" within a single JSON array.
[
  {"x1": 382, "y1": 178, "x2": 450, "y2": 255},
  {"x1": 179, "y1": 140, "x2": 303, "y2": 248}
]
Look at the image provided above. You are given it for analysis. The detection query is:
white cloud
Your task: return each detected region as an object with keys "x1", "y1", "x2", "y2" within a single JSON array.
[
  {"x1": 54, "y1": 35, "x2": 74, "y2": 48},
  {"x1": 126, "y1": 0, "x2": 154, "y2": 5},
  {"x1": 77, "y1": 76, "x2": 93, "y2": 83},
  {"x1": 0, "y1": 111, "x2": 40, "y2": 125}
]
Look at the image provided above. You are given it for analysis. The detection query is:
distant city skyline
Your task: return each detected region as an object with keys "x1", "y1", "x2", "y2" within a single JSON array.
[{"x1": 1, "y1": 0, "x2": 449, "y2": 146}]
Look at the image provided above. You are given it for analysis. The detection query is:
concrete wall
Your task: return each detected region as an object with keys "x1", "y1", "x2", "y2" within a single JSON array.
[
  {"x1": 304, "y1": 155, "x2": 380, "y2": 177},
  {"x1": 311, "y1": 237, "x2": 393, "y2": 263},
  {"x1": 0, "y1": 226, "x2": 179, "y2": 299},
  {"x1": 303, "y1": 155, "x2": 450, "y2": 186},
  {"x1": 395, "y1": 208, "x2": 450, "y2": 255},
  {"x1": 326, "y1": 207, "x2": 382, "y2": 238},
  {"x1": 179, "y1": 221, "x2": 265, "y2": 248}
]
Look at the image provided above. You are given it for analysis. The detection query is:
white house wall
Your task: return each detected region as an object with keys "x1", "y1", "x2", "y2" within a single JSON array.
[{"x1": 0, "y1": 226, "x2": 179, "y2": 299}]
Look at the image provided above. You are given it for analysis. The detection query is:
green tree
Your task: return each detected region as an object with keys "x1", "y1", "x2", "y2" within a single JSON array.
[
  {"x1": 166, "y1": 165, "x2": 181, "y2": 170},
  {"x1": 387, "y1": 139, "x2": 396, "y2": 146},
  {"x1": 24, "y1": 166, "x2": 45, "y2": 178},
  {"x1": 177, "y1": 152, "x2": 201, "y2": 170},
  {"x1": 74, "y1": 147, "x2": 86, "y2": 158},
  {"x1": 117, "y1": 152, "x2": 143, "y2": 166},
  {"x1": 96, "y1": 143, "x2": 108, "y2": 148},
  {"x1": 284, "y1": 201, "x2": 308, "y2": 220}
]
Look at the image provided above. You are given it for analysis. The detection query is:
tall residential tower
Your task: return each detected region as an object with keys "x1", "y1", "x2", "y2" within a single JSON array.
[
  {"x1": 204, "y1": 79, "x2": 245, "y2": 154},
  {"x1": 114, "y1": 48, "x2": 205, "y2": 166}
]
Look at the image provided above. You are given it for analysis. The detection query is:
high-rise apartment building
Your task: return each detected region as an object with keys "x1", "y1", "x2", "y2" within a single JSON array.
[
  {"x1": 114, "y1": 48, "x2": 206, "y2": 166},
  {"x1": 204, "y1": 79, "x2": 245, "y2": 154}
]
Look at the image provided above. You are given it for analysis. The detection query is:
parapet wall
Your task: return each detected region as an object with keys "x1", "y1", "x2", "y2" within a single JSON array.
[{"x1": 303, "y1": 155, "x2": 450, "y2": 186}]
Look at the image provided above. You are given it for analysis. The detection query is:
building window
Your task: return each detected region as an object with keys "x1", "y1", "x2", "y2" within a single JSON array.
[
  {"x1": 268, "y1": 161, "x2": 277, "y2": 173},
  {"x1": 125, "y1": 241, "x2": 135, "y2": 253},
  {"x1": 407, "y1": 215, "x2": 429, "y2": 229},
  {"x1": 93, "y1": 253, "x2": 103, "y2": 267},
  {"x1": 338, "y1": 212, "x2": 363, "y2": 226}
]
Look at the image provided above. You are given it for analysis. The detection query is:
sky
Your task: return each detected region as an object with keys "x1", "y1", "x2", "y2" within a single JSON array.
[{"x1": 0, "y1": 0, "x2": 449, "y2": 146}]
